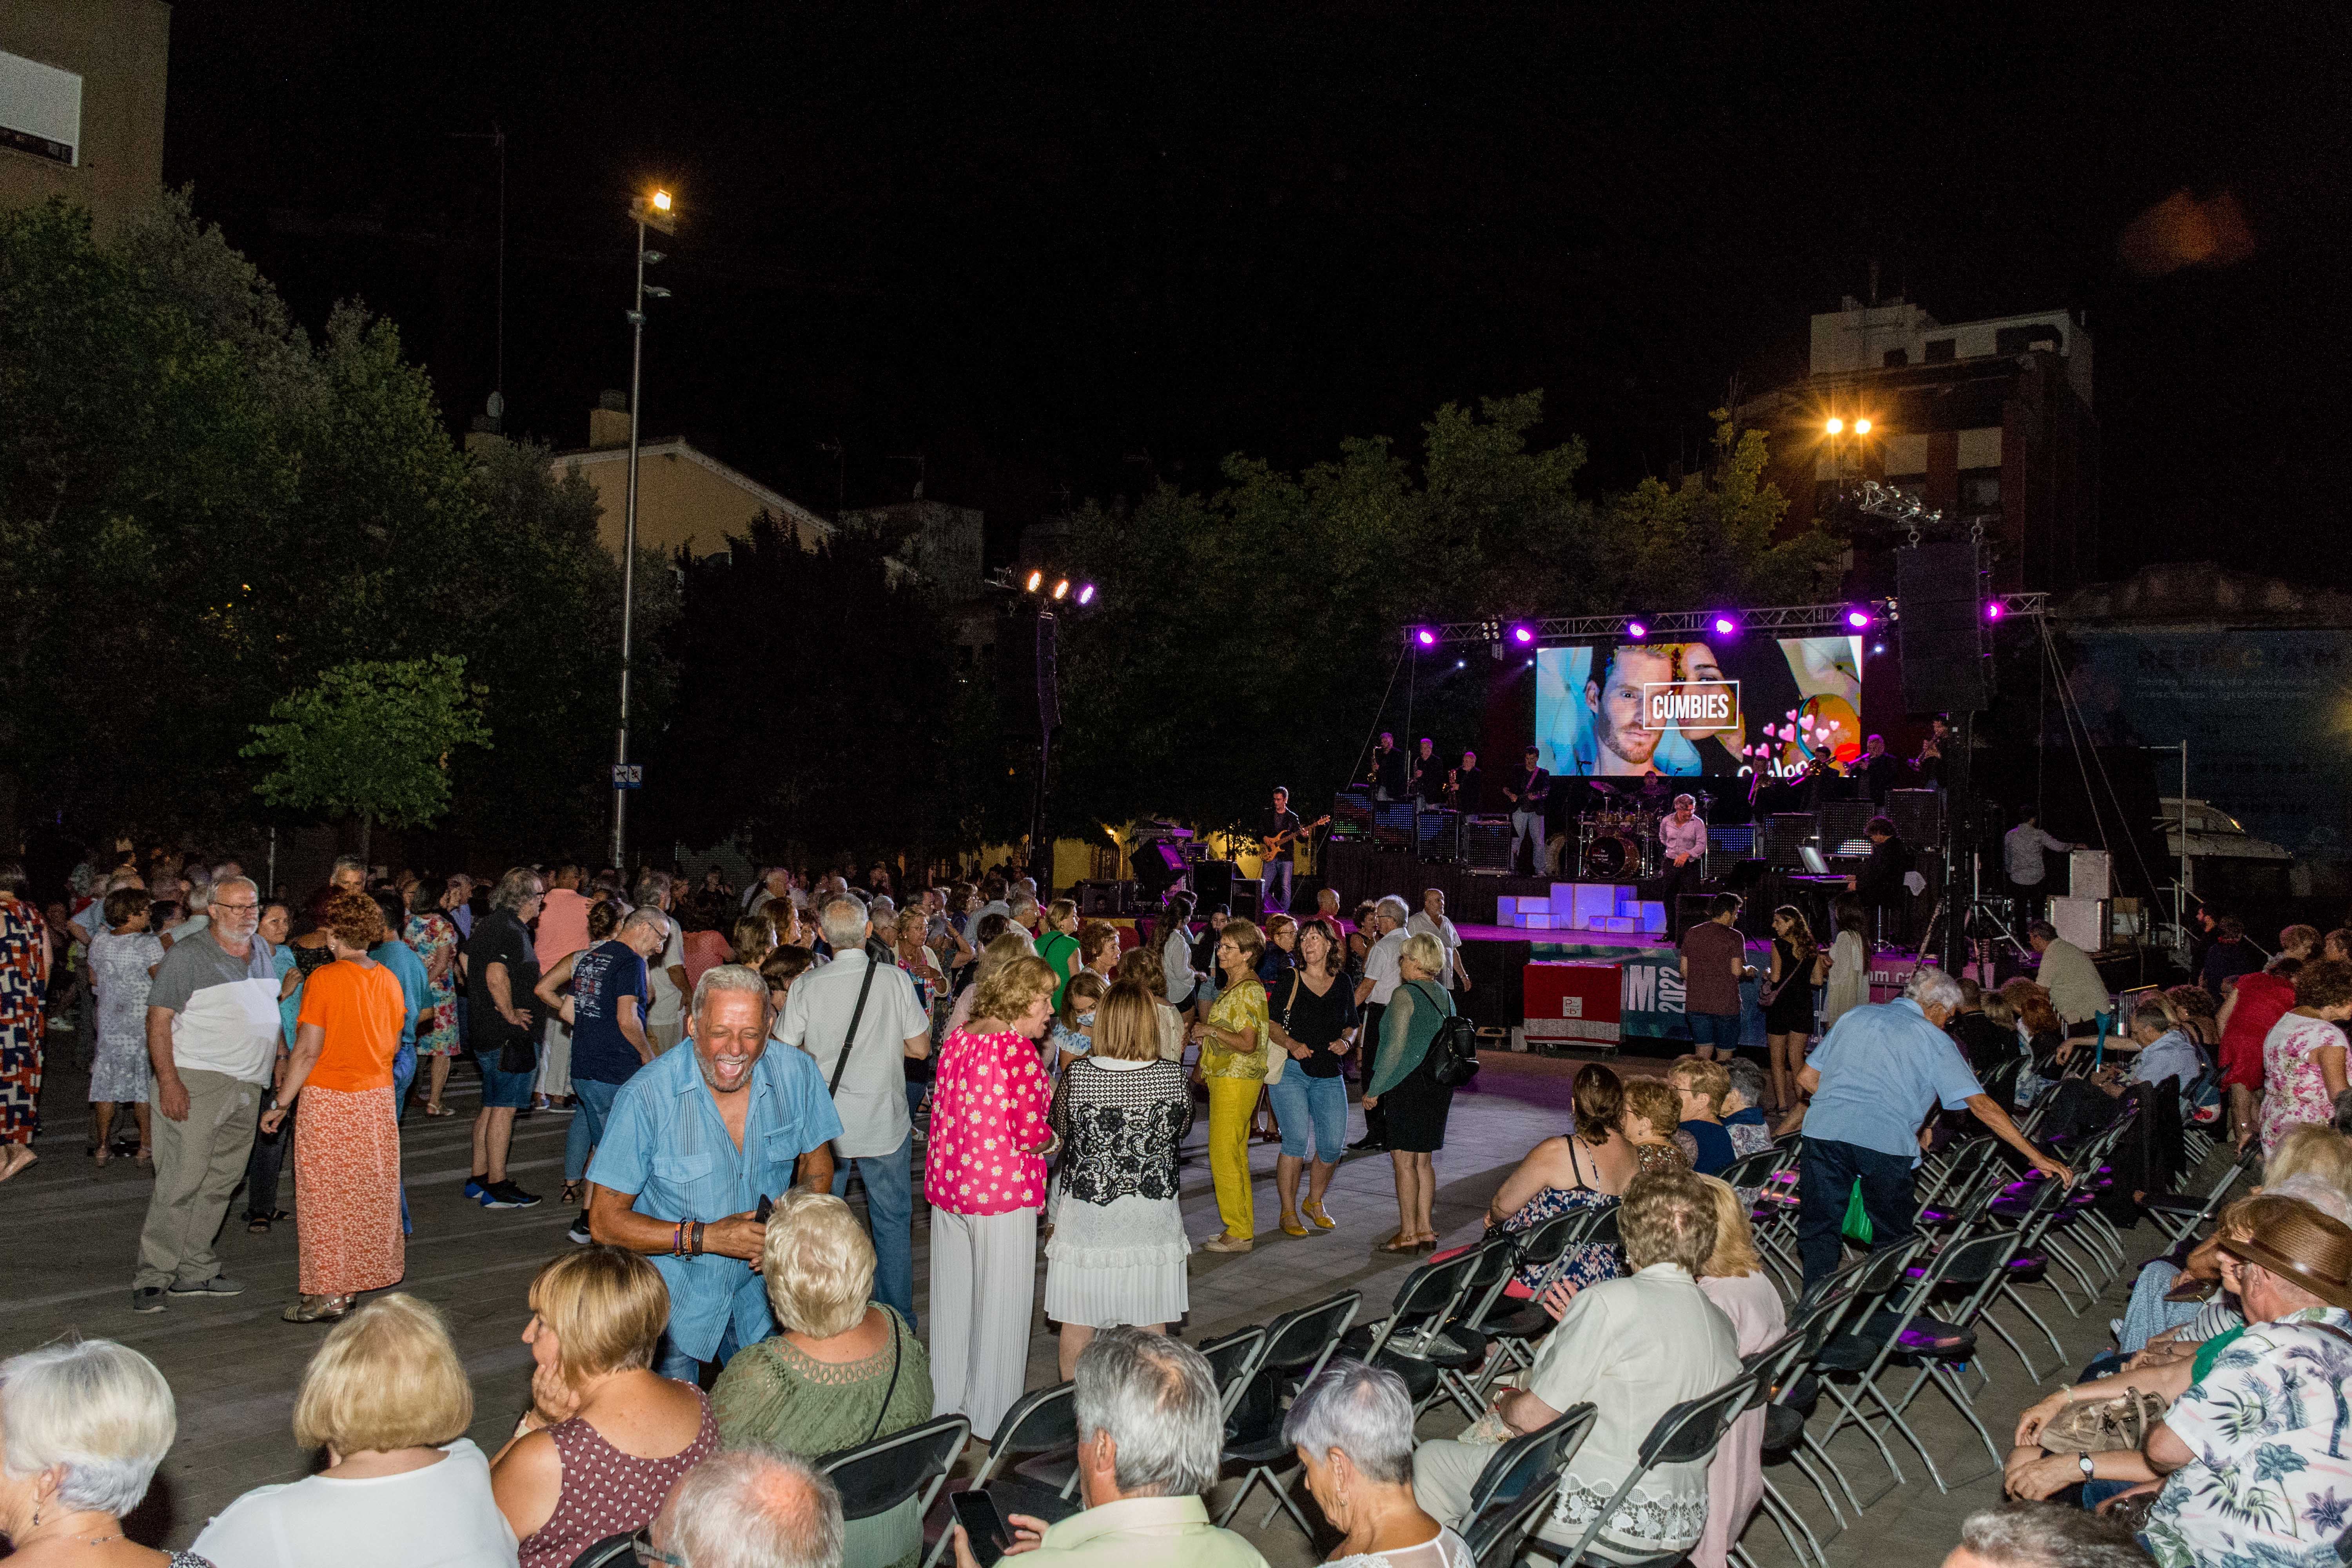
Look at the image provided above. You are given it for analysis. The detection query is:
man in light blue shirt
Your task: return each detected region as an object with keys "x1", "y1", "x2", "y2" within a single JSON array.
[
  {"x1": 1796, "y1": 968, "x2": 2069, "y2": 1291},
  {"x1": 588, "y1": 964, "x2": 843, "y2": 1380},
  {"x1": 2032, "y1": 996, "x2": 2210, "y2": 1145}
]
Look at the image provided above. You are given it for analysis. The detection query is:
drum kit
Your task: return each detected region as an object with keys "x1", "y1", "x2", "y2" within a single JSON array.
[{"x1": 1575, "y1": 784, "x2": 1715, "y2": 880}]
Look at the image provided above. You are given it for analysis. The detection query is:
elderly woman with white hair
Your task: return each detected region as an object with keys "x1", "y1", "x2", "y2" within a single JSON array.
[
  {"x1": 1363, "y1": 931, "x2": 1461, "y2": 1252},
  {"x1": 648, "y1": 1449, "x2": 845, "y2": 1568},
  {"x1": 1791, "y1": 964, "x2": 2070, "y2": 1293},
  {"x1": 1287, "y1": 1360, "x2": 1470, "y2": 1566},
  {"x1": 711, "y1": 1190, "x2": 933, "y2": 1568},
  {"x1": 0, "y1": 1339, "x2": 212, "y2": 1566}
]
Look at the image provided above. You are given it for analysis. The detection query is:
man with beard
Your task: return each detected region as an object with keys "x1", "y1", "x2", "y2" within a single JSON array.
[
  {"x1": 588, "y1": 964, "x2": 842, "y2": 1381},
  {"x1": 1584, "y1": 645, "x2": 1675, "y2": 775}
]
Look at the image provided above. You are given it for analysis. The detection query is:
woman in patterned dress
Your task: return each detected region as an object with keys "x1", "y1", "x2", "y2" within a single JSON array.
[
  {"x1": 1475, "y1": 1063, "x2": 1637, "y2": 1296},
  {"x1": 2257, "y1": 958, "x2": 2352, "y2": 1156},
  {"x1": 403, "y1": 881, "x2": 463, "y2": 1116},
  {"x1": 263, "y1": 891, "x2": 407, "y2": 1323},
  {"x1": 0, "y1": 859, "x2": 50, "y2": 1183},
  {"x1": 85, "y1": 886, "x2": 162, "y2": 1165},
  {"x1": 923, "y1": 953, "x2": 1057, "y2": 1441}
]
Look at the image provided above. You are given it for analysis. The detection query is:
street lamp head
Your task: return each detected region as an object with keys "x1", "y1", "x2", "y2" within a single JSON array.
[
  {"x1": 1853, "y1": 417, "x2": 1873, "y2": 435},
  {"x1": 652, "y1": 189, "x2": 672, "y2": 213},
  {"x1": 1824, "y1": 416, "x2": 1844, "y2": 435}
]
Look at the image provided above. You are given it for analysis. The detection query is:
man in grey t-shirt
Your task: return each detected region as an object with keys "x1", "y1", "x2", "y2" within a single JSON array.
[{"x1": 132, "y1": 877, "x2": 280, "y2": 1311}]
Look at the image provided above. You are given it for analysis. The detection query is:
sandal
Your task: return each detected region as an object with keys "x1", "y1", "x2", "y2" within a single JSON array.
[
  {"x1": 93, "y1": 1146, "x2": 112, "y2": 1167},
  {"x1": 281, "y1": 1294, "x2": 354, "y2": 1324},
  {"x1": 1301, "y1": 1200, "x2": 1336, "y2": 1230},
  {"x1": 423, "y1": 1102, "x2": 456, "y2": 1118},
  {"x1": 561, "y1": 1181, "x2": 582, "y2": 1207},
  {"x1": 1378, "y1": 1233, "x2": 1421, "y2": 1253},
  {"x1": 247, "y1": 1209, "x2": 290, "y2": 1234},
  {"x1": 1280, "y1": 1214, "x2": 1310, "y2": 1238}
]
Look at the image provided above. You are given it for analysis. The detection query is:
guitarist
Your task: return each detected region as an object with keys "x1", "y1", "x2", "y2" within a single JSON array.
[{"x1": 1259, "y1": 788, "x2": 1333, "y2": 915}]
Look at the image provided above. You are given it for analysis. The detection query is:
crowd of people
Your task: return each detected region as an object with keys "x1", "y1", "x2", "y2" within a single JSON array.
[{"x1": 8, "y1": 840, "x2": 2352, "y2": 1566}]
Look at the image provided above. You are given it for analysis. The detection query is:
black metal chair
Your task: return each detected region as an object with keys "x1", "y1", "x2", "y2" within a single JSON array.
[
  {"x1": 1466, "y1": 1462, "x2": 1570, "y2": 1568},
  {"x1": 566, "y1": 1535, "x2": 635, "y2": 1568},
  {"x1": 1458, "y1": 1401, "x2": 1598, "y2": 1549},
  {"x1": 1213, "y1": 1290, "x2": 1363, "y2": 1535},
  {"x1": 1195, "y1": 1326, "x2": 1269, "y2": 1420},
  {"x1": 820, "y1": 1412, "x2": 969, "y2": 1564},
  {"x1": 1336, "y1": 1244, "x2": 1490, "y2": 1405},
  {"x1": 921, "y1": 1383, "x2": 1080, "y2": 1568},
  {"x1": 1553, "y1": 1366, "x2": 1770, "y2": 1567},
  {"x1": 1475, "y1": 1208, "x2": 1622, "y2": 1396}
]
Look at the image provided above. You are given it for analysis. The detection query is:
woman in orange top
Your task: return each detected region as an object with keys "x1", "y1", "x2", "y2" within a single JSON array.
[{"x1": 264, "y1": 889, "x2": 410, "y2": 1323}]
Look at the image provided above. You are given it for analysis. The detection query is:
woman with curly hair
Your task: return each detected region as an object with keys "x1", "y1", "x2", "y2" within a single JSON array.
[{"x1": 265, "y1": 889, "x2": 409, "y2": 1323}]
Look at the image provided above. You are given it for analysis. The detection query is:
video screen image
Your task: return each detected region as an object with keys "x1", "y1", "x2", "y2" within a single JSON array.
[{"x1": 1533, "y1": 635, "x2": 1865, "y2": 779}]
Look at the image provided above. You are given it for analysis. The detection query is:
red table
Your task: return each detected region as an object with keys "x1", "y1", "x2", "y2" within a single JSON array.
[{"x1": 1523, "y1": 961, "x2": 1625, "y2": 1047}]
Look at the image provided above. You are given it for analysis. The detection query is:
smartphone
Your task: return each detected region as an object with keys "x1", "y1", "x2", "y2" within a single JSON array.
[{"x1": 950, "y1": 1488, "x2": 1010, "y2": 1567}]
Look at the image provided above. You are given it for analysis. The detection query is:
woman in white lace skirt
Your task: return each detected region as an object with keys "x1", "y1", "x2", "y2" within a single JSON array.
[{"x1": 1043, "y1": 978, "x2": 1193, "y2": 1378}]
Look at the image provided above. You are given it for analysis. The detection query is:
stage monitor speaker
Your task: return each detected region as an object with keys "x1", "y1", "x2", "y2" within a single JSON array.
[
  {"x1": 1229, "y1": 879, "x2": 1263, "y2": 920},
  {"x1": 1132, "y1": 839, "x2": 1187, "y2": 903},
  {"x1": 1193, "y1": 859, "x2": 1238, "y2": 911},
  {"x1": 1076, "y1": 879, "x2": 1132, "y2": 916},
  {"x1": 1896, "y1": 541, "x2": 1991, "y2": 714},
  {"x1": 1820, "y1": 800, "x2": 1880, "y2": 855},
  {"x1": 1332, "y1": 786, "x2": 1374, "y2": 833},
  {"x1": 1463, "y1": 815, "x2": 1512, "y2": 873},
  {"x1": 1764, "y1": 813, "x2": 1816, "y2": 869}
]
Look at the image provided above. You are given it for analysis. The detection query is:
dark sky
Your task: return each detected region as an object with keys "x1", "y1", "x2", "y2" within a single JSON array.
[{"x1": 163, "y1": 4, "x2": 2351, "y2": 581}]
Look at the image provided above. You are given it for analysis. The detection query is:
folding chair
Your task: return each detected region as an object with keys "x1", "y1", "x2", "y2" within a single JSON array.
[
  {"x1": 1337, "y1": 1244, "x2": 1491, "y2": 1408},
  {"x1": 1784, "y1": 1234, "x2": 1928, "y2": 1490},
  {"x1": 1212, "y1": 1290, "x2": 1362, "y2": 1535},
  {"x1": 1810, "y1": 1227, "x2": 2022, "y2": 1492},
  {"x1": 820, "y1": 1413, "x2": 969, "y2": 1563},
  {"x1": 1468, "y1": 1468, "x2": 1569, "y2": 1568},
  {"x1": 2142, "y1": 1139, "x2": 2259, "y2": 1249},
  {"x1": 566, "y1": 1537, "x2": 635, "y2": 1568},
  {"x1": 1195, "y1": 1326, "x2": 1268, "y2": 1420},
  {"x1": 1552, "y1": 1366, "x2": 1769, "y2": 1567},
  {"x1": 1475, "y1": 1208, "x2": 1621, "y2": 1395},
  {"x1": 1459, "y1": 1401, "x2": 1598, "y2": 1537},
  {"x1": 1430, "y1": 1234, "x2": 1530, "y2": 1418},
  {"x1": 920, "y1": 1383, "x2": 1080, "y2": 1568}
]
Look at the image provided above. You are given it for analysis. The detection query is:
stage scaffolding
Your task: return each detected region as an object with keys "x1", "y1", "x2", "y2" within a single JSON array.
[{"x1": 1406, "y1": 595, "x2": 2048, "y2": 646}]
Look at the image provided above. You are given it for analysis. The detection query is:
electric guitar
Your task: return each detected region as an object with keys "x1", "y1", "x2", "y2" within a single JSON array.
[{"x1": 1261, "y1": 815, "x2": 1330, "y2": 860}]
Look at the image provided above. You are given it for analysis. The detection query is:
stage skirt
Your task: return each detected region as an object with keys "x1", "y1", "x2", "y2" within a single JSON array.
[
  {"x1": 1044, "y1": 1192, "x2": 1191, "y2": 1328},
  {"x1": 293, "y1": 1084, "x2": 404, "y2": 1296}
]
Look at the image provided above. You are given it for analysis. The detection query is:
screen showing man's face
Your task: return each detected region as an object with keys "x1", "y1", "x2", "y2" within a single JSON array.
[{"x1": 1587, "y1": 648, "x2": 1673, "y2": 771}]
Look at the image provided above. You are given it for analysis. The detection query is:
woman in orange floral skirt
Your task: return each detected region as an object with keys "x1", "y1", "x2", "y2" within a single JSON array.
[{"x1": 263, "y1": 889, "x2": 408, "y2": 1322}]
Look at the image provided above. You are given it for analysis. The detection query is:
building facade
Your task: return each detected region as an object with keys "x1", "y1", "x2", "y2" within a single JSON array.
[
  {"x1": 0, "y1": 0, "x2": 169, "y2": 236},
  {"x1": 1737, "y1": 296, "x2": 2100, "y2": 593},
  {"x1": 542, "y1": 396, "x2": 834, "y2": 563}
]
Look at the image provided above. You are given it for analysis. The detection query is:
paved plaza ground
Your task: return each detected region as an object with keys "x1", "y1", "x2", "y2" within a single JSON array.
[{"x1": 0, "y1": 1044, "x2": 2163, "y2": 1564}]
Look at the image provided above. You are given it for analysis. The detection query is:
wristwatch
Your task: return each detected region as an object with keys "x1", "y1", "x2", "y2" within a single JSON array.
[{"x1": 2078, "y1": 1451, "x2": 2096, "y2": 1480}]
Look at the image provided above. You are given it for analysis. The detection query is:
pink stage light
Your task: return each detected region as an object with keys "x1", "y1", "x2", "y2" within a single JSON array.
[
  {"x1": 1846, "y1": 608, "x2": 1871, "y2": 629},
  {"x1": 1416, "y1": 628, "x2": 1437, "y2": 646},
  {"x1": 1511, "y1": 625, "x2": 1534, "y2": 644},
  {"x1": 1984, "y1": 601, "x2": 2005, "y2": 621},
  {"x1": 1625, "y1": 620, "x2": 1647, "y2": 639},
  {"x1": 1712, "y1": 615, "x2": 1737, "y2": 636}
]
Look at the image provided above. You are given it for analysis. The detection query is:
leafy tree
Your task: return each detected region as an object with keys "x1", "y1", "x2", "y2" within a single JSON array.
[{"x1": 241, "y1": 654, "x2": 491, "y2": 862}]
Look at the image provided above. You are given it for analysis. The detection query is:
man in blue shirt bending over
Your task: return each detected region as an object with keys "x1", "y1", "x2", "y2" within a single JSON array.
[
  {"x1": 1795, "y1": 967, "x2": 2070, "y2": 1293},
  {"x1": 588, "y1": 964, "x2": 843, "y2": 1381}
]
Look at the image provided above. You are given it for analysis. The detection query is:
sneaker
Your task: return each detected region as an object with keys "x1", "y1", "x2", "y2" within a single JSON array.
[
  {"x1": 130, "y1": 1287, "x2": 166, "y2": 1313},
  {"x1": 567, "y1": 1216, "x2": 593, "y2": 1245},
  {"x1": 168, "y1": 1274, "x2": 246, "y2": 1298},
  {"x1": 463, "y1": 1173, "x2": 489, "y2": 1200},
  {"x1": 482, "y1": 1180, "x2": 542, "y2": 1209}
]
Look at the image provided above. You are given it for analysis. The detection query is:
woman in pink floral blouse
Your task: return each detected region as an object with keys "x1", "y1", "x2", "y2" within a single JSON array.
[{"x1": 923, "y1": 953, "x2": 1060, "y2": 1439}]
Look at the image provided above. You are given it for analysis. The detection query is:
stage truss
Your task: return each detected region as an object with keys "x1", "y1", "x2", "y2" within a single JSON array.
[{"x1": 1407, "y1": 595, "x2": 2049, "y2": 646}]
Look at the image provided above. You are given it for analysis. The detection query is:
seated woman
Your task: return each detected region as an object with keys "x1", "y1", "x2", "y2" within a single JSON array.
[
  {"x1": 1413, "y1": 1170, "x2": 1743, "y2": 1564},
  {"x1": 491, "y1": 1248, "x2": 719, "y2": 1568},
  {"x1": 0, "y1": 1340, "x2": 211, "y2": 1568},
  {"x1": 1286, "y1": 1360, "x2": 1471, "y2": 1567},
  {"x1": 712, "y1": 1191, "x2": 932, "y2": 1568},
  {"x1": 1690, "y1": 1176, "x2": 1786, "y2": 1568},
  {"x1": 1720, "y1": 1059, "x2": 1773, "y2": 1157},
  {"x1": 194, "y1": 1296, "x2": 514, "y2": 1568},
  {"x1": 1668, "y1": 1056, "x2": 1736, "y2": 1176},
  {"x1": 1456, "y1": 1064, "x2": 1635, "y2": 1296},
  {"x1": 1621, "y1": 1077, "x2": 1695, "y2": 1174}
]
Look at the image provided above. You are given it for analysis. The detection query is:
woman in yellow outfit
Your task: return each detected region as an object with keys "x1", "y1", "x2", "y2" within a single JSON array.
[{"x1": 1191, "y1": 919, "x2": 1272, "y2": 1253}]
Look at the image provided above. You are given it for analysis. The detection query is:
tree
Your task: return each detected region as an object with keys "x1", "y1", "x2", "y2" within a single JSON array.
[{"x1": 241, "y1": 655, "x2": 491, "y2": 862}]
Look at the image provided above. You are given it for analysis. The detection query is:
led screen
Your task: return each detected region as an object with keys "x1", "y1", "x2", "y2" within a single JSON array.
[{"x1": 1533, "y1": 635, "x2": 1865, "y2": 779}]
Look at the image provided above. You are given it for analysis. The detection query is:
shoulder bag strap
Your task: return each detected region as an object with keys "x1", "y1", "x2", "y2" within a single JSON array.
[
  {"x1": 827, "y1": 958, "x2": 883, "y2": 1100},
  {"x1": 862, "y1": 1310, "x2": 905, "y2": 1446}
]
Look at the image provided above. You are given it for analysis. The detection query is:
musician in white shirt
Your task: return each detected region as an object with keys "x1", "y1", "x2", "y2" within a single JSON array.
[{"x1": 1657, "y1": 795, "x2": 1708, "y2": 938}]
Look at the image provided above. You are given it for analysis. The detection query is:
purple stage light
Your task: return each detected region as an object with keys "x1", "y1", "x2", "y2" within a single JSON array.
[
  {"x1": 1625, "y1": 620, "x2": 1647, "y2": 639},
  {"x1": 1511, "y1": 625, "x2": 1534, "y2": 644},
  {"x1": 1076, "y1": 583, "x2": 1096, "y2": 605},
  {"x1": 1985, "y1": 601, "x2": 2005, "y2": 621},
  {"x1": 1416, "y1": 628, "x2": 1437, "y2": 646},
  {"x1": 1846, "y1": 608, "x2": 1871, "y2": 629},
  {"x1": 1712, "y1": 615, "x2": 1737, "y2": 636}
]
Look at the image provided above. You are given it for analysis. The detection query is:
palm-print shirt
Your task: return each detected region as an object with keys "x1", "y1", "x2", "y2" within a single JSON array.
[{"x1": 2141, "y1": 1305, "x2": 2352, "y2": 1568}]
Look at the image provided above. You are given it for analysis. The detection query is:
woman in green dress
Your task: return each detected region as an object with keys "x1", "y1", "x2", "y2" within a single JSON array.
[{"x1": 711, "y1": 1189, "x2": 934, "y2": 1568}]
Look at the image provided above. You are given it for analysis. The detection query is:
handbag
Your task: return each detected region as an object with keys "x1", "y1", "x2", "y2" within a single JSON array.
[
  {"x1": 1261, "y1": 974, "x2": 1302, "y2": 1089},
  {"x1": 1417, "y1": 982, "x2": 1483, "y2": 1088},
  {"x1": 2038, "y1": 1389, "x2": 2168, "y2": 1455}
]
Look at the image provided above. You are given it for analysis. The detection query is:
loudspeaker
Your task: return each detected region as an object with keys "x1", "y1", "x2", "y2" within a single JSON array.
[
  {"x1": 1132, "y1": 839, "x2": 1187, "y2": 902},
  {"x1": 1077, "y1": 880, "x2": 1132, "y2": 916},
  {"x1": 1193, "y1": 859, "x2": 1238, "y2": 911},
  {"x1": 1229, "y1": 879, "x2": 1263, "y2": 920},
  {"x1": 1896, "y1": 542, "x2": 1991, "y2": 713},
  {"x1": 1887, "y1": 788, "x2": 1944, "y2": 850}
]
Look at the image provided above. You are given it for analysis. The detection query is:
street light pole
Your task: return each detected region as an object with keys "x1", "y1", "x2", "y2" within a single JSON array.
[{"x1": 612, "y1": 189, "x2": 674, "y2": 871}]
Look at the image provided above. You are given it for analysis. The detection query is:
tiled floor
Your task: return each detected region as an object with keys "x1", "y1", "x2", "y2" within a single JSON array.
[{"x1": 0, "y1": 1042, "x2": 2160, "y2": 1564}]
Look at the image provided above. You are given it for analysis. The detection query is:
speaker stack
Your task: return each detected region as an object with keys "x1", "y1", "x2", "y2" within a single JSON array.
[{"x1": 1895, "y1": 541, "x2": 1991, "y2": 715}]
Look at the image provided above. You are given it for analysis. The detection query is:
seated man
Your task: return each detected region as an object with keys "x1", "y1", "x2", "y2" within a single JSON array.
[
  {"x1": 2137, "y1": 1196, "x2": 2352, "y2": 1564},
  {"x1": 651, "y1": 1448, "x2": 845, "y2": 1568},
  {"x1": 950, "y1": 1326, "x2": 1269, "y2": 1568},
  {"x1": 1414, "y1": 1168, "x2": 1742, "y2": 1565},
  {"x1": 1942, "y1": 1502, "x2": 2149, "y2": 1568},
  {"x1": 2032, "y1": 998, "x2": 2206, "y2": 1145}
]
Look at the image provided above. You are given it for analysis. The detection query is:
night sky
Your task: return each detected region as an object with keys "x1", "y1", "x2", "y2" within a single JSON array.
[{"x1": 162, "y1": 4, "x2": 2350, "y2": 583}]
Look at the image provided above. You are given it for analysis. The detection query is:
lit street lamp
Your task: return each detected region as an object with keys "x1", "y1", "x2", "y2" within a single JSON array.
[{"x1": 612, "y1": 186, "x2": 677, "y2": 871}]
